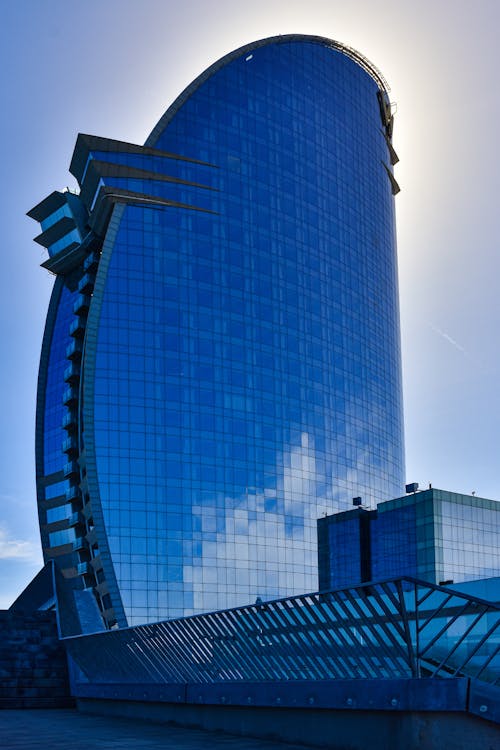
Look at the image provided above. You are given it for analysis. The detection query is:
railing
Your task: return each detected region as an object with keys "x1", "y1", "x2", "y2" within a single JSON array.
[{"x1": 62, "y1": 577, "x2": 500, "y2": 686}]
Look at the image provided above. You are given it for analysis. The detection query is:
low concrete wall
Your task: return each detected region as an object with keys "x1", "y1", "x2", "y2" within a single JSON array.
[
  {"x1": 0, "y1": 610, "x2": 73, "y2": 708},
  {"x1": 77, "y1": 697, "x2": 500, "y2": 749}
]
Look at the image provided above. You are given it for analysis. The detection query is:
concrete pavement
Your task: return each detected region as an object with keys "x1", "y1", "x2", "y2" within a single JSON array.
[{"x1": 0, "y1": 709, "x2": 307, "y2": 749}]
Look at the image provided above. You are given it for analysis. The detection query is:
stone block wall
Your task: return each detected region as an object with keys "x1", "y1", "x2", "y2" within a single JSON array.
[{"x1": 0, "y1": 610, "x2": 74, "y2": 708}]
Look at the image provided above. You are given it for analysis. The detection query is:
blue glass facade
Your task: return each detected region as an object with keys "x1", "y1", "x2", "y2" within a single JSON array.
[
  {"x1": 317, "y1": 509, "x2": 368, "y2": 590},
  {"x1": 371, "y1": 502, "x2": 418, "y2": 581},
  {"x1": 30, "y1": 36, "x2": 404, "y2": 628}
]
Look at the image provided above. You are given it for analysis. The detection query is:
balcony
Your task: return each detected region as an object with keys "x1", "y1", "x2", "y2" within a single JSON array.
[
  {"x1": 78, "y1": 273, "x2": 95, "y2": 294},
  {"x1": 65, "y1": 484, "x2": 81, "y2": 503},
  {"x1": 62, "y1": 386, "x2": 78, "y2": 407},
  {"x1": 62, "y1": 411, "x2": 78, "y2": 431},
  {"x1": 83, "y1": 251, "x2": 100, "y2": 273},
  {"x1": 68, "y1": 511, "x2": 84, "y2": 528},
  {"x1": 63, "y1": 460, "x2": 79, "y2": 479},
  {"x1": 72, "y1": 536, "x2": 88, "y2": 552},
  {"x1": 69, "y1": 317, "x2": 86, "y2": 338},
  {"x1": 77, "y1": 561, "x2": 92, "y2": 576},
  {"x1": 63, "y1": 362, "x2": 80, "y2": 384},
  {"x1": 73, "y1": 294, "x2": 91, "y2": 316},
  {"x1": 62, "y1": 436, "x2": 78, "y2": 455},
  {"x1": 66, "y1": 339, "x2": 83, "y2": 360}
]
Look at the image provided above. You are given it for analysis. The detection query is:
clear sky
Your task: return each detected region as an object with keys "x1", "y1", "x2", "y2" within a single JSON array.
[{"x1": 1, "y1": 0, "x2": 499, "y2": 607}]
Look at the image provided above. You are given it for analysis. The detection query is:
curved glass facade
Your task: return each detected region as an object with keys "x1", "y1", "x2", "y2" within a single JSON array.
[{"x1": 30, "y1": 36, "x2": 404, "y2": 628}]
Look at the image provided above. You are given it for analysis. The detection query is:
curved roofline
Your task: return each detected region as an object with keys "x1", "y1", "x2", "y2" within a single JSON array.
[{"x1": 145, "y1": 34, "x2": 390, "y2": 148}]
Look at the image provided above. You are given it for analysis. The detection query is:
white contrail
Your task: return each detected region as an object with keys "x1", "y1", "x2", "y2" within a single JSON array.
[{"x1": 430, "y1": 324, "x2": 466, "y2": 353}]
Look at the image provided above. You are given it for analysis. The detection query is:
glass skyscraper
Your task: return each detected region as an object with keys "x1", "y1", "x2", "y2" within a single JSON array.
[{"x1": 29, "y1": 35, "x2": 404, "y2": 628}]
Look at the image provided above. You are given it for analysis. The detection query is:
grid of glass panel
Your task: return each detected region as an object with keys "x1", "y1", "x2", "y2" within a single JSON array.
[
  {"x1": 371, "y1": 491, "x2": 500, "y2": 584},
  {"x1": 438, "y1": 497, "x2": 500, "y2": 582},
  {"x1": 325, "y1": 516, "x2": 363, "y2": 589},
  {"x1": 371, "y1": 503, "x2": 418, "y2": 580},
  {"x1": 88, "y1": 40, "x2": 404, "y2": 624}
]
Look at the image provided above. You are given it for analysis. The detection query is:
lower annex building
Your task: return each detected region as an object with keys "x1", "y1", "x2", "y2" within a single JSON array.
[
  {"x1": 29, "y1": 35, "x2": 404, "y2": 628},
  {"x1": 318, "y1": 486, "x2": 500, "y2": 591}
]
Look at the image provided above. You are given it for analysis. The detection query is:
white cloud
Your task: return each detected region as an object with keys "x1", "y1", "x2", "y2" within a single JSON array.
[{"x1": 0, "y1": 526, "x2": 40, "y2": 561}]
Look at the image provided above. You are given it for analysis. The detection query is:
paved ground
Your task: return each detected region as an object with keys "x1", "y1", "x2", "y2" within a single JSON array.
[{"x1": 0, "y1": 709, "x2": 307, "y2": 749}]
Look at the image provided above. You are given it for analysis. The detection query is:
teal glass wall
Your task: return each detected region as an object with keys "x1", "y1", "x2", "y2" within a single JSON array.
[
  {"x1": 436, "y1": 494, "x2": 500, "y2": 582},
  {"x1": 87, "y1": 39, "x2": 404, "y2": 623}
]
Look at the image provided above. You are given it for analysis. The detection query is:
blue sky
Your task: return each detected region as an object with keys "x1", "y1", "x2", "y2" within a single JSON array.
[{"x1": 1, "y1": 0, "x2": 499, "y2": 606}]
